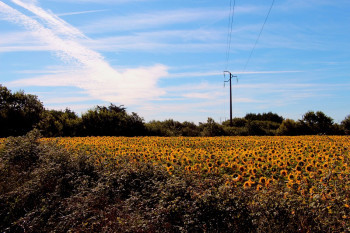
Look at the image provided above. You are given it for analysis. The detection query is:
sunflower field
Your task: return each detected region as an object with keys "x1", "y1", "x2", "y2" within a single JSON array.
[
  {"x1": 42, "y1": 136, "x2": 350, "y2": 204},
  {"x1": 43, "y1": 136, "x2": 348, "y2": 185}
]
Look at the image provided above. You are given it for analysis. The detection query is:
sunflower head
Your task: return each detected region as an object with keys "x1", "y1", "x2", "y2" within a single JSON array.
[
  {"x1": 259, "y1": 177, "x2": 267, "y2": 184},
  {"x1": 280, "y1": 169, "x2": 288, "y2": 177},
  {"x1": 243, "y1": 181, "x2": 252, "y2": 189},
  {"x1": 256, "y1": 184, "x2": 263, "y2": 191}
]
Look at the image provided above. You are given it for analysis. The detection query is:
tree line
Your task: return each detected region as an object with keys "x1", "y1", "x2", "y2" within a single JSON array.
[{"x1": 1, "y1": 84, "x2": 350, "y2": 137}]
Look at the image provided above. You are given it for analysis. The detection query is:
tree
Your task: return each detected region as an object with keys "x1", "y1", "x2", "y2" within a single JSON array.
[
  {"x1": 244, "y1": 112, "x2": 283, "y2": 123},
  {"x1": 146, "y1": 119, "x2": 183, "y2": 136},
  {"x1": 222, "y1": 118, "x2": 248, "y2": 128},
  {"x1": 277, "y1": 119, "x2": 301, "y2": 136},
  {"x1": 81, "y1": 104, "x2": 146, "y2": 136},
  {"x1": 0, "y1": 85, "x2": 44, "y2": 137},
  {"x1": 181, "y1": 121, "x2": 200, "y2": 136},
  {"x1": 341, "y1": 115, "x2": 350, "y2": 135},
  {"x1": 300, "y1": 111, "x2": 334, "y2": 135},
  {"x1": 246, "y1": 121, "x2": 266, "y2": 136},
  {"x1": 200, "y1": 118, "x2": 225, "y2": 136},
  {"x1": 37, "y1": 108, "x2": 81, "y2": 137},
  {"x1": 126, "y1": 112, "x2": 147, "y2": 136}
]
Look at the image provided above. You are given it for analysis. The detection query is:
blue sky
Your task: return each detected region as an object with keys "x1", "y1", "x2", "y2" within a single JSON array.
[{"x1": 0, "y1": 0, "x2": 349, "y2": 123}]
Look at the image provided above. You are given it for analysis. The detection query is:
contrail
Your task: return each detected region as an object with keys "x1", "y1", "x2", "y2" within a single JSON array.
[
  {"x1": 12, "y1": 0, "x2": 87, "y2": 39},
  {"x1": 0, "y1": 1, "x2": 167, "y2": 104}
]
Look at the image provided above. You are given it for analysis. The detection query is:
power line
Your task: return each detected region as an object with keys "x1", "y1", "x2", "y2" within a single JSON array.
[
  {"x1": 243, "y1": 0, "x2": 275, "y2": 72},
  {"x1": 222, "y1": 0, "x2": 236, "y2": 124},
  {"x1": 221, "y1": 1, "x2": 275, "y2": 124},
  {"x1": 225, "y1": 0, "x2": 236, "y2": 70}
]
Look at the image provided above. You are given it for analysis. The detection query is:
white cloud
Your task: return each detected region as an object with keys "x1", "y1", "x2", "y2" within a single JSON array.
[
  {"x1": 12, "y1": 0, "x2": 87, "y2": 40},
  {"x1": 57, "y1": 9, "x2": 109, "y2": 17},
  {"x1": 82, "y1": 9, "x2": 222, "y2": 33},
  {"x1": 166, "y1": 70, "x2": 302, "y2": 79},
  {"x1": 43, "y1": 96, "x2": 95, "y2": 104},
  {"x1": 0, "y1": 1, "x2": 168, "y2": 105},
  {"x1": 81, "y1": 7, "x2": 258, "y2": 34},
  {"x1": 49, "y1": 0, "x2": 150, "y2": 4}
]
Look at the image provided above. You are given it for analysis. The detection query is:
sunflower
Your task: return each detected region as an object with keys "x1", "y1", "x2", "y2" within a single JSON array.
[
  {"x1": 231, "y1": 163, "x2": 238, "y2": 170},
  {"x1": 295, "y1": 165, "x2": 303, "y2": 172},
  {"x1": 223, "y1": 160, "x2": 230, "y2": 167},
  {"x1": 232, "y1": 174, "x2": 242, "y2": 182},
  {"x1": 249, "y1": 175, "x2": 256, "y2": 183},
  {"x1": 259, "y1": 177, "x2": 267, "y2": 184},
  {"x1": 280, "y1": 169, "x2": 288, "y2": 177},
  {"x1": 243, "y1": 181, "x2": 252, "y2": 189},
  {"x1": 166, "y1": 165, "x2": 174, "y2": 173},
  {"x1": 299, "y1": 188, "x2": 308, "y2": 197},
  {"x1": 288, "y1": 173, "x2": 295, "y2": 182},
  {"x1": 295, "y1": 175, "x2": 302, "y2": 184},
  {"x1": 252, "y1": 168, "x2": 258, "y2": 175},
  {"x1": 193, "y1": 164, "x2": 201, "y2": 170},
  {"x1": 239, "y1": 165, "x2": 246, "y2": 173},
  {"x1": 225, "y1": 180, "x2": 232, "y2": 187},
  {"x1": 278, "y1": 161, "x2": 285, "y2": 168},
  {"x1": 305, "y1": 164, "x2": 313, "y2": 172},
  {"x1": 265, "y1": 179, "x2": 274, "y2": 188},
  {"x1": 287, "y1": 181, "x2": 299, "y2": 190}
]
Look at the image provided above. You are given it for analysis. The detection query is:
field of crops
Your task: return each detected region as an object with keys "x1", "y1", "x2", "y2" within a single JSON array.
[
  {"x1": 40, "y1": 136, "x2": 349, "y2": 201},
  {"x1": 1, "y1": 135, "x2": 349, "y2": 231}
]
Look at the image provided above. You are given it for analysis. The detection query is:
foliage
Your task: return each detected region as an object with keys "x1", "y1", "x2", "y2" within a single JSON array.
[
  {"x1": 342, "y1": 115, "x2": 350, "y2": 135},
  {"x1": 1, "y1": 85, "x2": 349, "y2": 137},
  {"x1": 277, "y1": 119, "x2": 301, "y2": 136},
  {"x1": 81, "y1": 104, "x2": 146, "y2": 136},
  {"x1": 246, "y1": 120, "x2": 280, "y2": 136},
  {"x1": 222, "y1": 117, "x2": 248, "y2": 127},
  {"x1": 199, "y1": 118, "x2": 225, "y2": 136},
  {"x1": 0, "y1": 85, "x2": 44, "y2": 137},
  {"x1": 300, "y1": 111, "x2": 335, "y2": 135},
  {"x1": 244, "y1": 112, "x2": 284, "y2": 123},
  {"x1": 37, "y1": 109, "x2": 82, "y2": 137},
  {"x1": 146, "y1": 119, "x2": 185, "y2": 136},
  {"x1": 146, "y1": 119, "x2": 200, "y2": 136},
  {"x1": 0, "y1": 130, "x2": 98, "y2": 232}
]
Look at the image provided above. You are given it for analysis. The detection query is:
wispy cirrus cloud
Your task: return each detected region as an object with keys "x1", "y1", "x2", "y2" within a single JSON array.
[
  {"x1": 166, "y1": 70, "x2": 303, "y2": 79},
  {"x1": 0, "y1": 0, "x2": 168, "y2": 105},
  {"x1": 81, "y1": 6, "x2": 259, "y2": 34},
  {"x1": 57, "y1": 9, "x2": 109, "y2": 17},
  {"x1": 49, "y1": 0, "x2": 151, "y2": 4}
]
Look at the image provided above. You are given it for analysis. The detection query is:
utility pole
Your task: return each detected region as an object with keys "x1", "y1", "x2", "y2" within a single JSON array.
[{"x1": 223, "y1": 71, "x2": 237, "y2": 127}]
